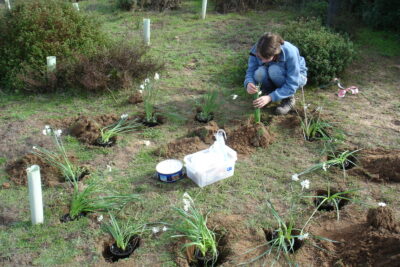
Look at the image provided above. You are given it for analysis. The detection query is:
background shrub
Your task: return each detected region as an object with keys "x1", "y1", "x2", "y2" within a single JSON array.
[
  {"x1": 0, "y1": 0, "x2": 108, "y2": 91},
  {"x1": 117, "y1": 0, "x2": 182, "y2": 11},
  {"x1": 281, "y1": 19, "x2": 355, "y2": 86},
  {"x1": 20, "y1": 44, "x2": 163, "y2": 93},
  {"x1": 117, "y1": 0, "x2": 136, "y2": 10}
]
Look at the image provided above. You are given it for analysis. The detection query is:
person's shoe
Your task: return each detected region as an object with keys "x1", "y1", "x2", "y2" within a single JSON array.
[{"x1": 275, "y1": 96, "x2": 296, "y2": 115}]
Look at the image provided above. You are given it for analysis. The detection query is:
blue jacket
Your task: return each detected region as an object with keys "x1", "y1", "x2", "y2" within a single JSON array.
[{"x1": 244, "y1": 41, "x2": 307, "y2": 102}]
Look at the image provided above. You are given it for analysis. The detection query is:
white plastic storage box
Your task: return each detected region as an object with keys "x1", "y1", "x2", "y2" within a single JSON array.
[{"x1": 184, "y1": 145, "x2": 237, "y2": 188}]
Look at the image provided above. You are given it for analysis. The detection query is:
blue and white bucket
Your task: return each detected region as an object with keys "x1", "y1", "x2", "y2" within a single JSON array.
[{"x1": 156, "y1": 159, "x2": 184, "y2": 183}]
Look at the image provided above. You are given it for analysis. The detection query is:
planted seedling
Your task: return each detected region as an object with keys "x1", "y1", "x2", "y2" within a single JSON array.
[
  {"x1": 103, "y1": 214, "x2": 143, "y2": 262},
  {"x1": 195, "y1": 89, "x2": 218, "y2": 123},
  {"x1": 291, "y1": 149, "x2": 359, "y2": 179},
  {"x1": 170, "y1": 193, "x2": 218, "y2": 266},
  {"x1": 296, "y1": 87, "x2": 332, "y2": 141},
  {"x1": 241, "y1": 200, "x2": 336, "y2": 266},
  {"x1": 141, "y1": 73, "x2": 161, "y2": 126},
  {"x1": 302, "y1": 187, "x2": 361, "y2": 226},
  {"x1": 32, "y1": 126, "x2": 87, "y2": 184},
  {"x1": 96, "y1": 114, "x2": 140, "y2": 147},
  {"x1": 61, "y1": 179, "x2": 140, "y2": 222},
  {"x1": 253, "y1": 83, "x2": 262, "y2": 124}
]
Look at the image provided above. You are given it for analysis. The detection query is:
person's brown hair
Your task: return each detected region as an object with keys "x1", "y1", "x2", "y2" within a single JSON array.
[{"x1": 256, "y1": 32, "x2": 285, "y2": 59}]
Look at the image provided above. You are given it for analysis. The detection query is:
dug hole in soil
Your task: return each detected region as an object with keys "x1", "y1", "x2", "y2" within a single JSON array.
[
  {"x1": 263, "y1": 228, "x2": 303, "y2": 253},
  {"x1": 349, "y1": 149, "x2": 400, "y2": 182},
  {"x1": 308, "y1": 207, "x2": 400, "y2": 266},
  {"x1": 313, "y1": 189, "x2": 349, "y2": 212}
]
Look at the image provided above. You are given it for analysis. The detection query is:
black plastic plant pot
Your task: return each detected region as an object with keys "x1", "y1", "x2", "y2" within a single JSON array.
[
  {"x1": 313, "y1": 189, "x2": 349, "y2": 211},
  {"x1": 142, "y1": 120, "x2": 160, "y2": 127},
  {"x1": 195, "y1": 112, "x2": 214, "y2": 123},
  {"x1": 263, "y1": 228, "x2": 303, "y2": 254},
  {"x1": 60, "y1": 212, "x2": 87, "y2": 223},
  {"x1": 108, "y1": 235, "x2": 140, "y2": 262},
  {"x1": 194, "y1": 248, "x2": 218, "y2": 267},
  {"x1": 93, "y1": 136, "x2": 117, "y2": 147},
  {"x1": 77, "y1": 169, "x2": 90, "y2": 181}
]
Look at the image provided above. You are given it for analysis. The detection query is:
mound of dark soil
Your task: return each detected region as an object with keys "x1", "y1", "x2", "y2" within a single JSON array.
[
  {"x1": 351, "y1": 149, "x2": 400, "y2": 182},
  {"x1": 156, "y1": 137, "x2": 208, "y2": 158},
  {"x1": 226, "y1": 122, "x2": 273, "y2": 154},
  {"x1": 69, "y1": 114, "x2": 118, "y2": 144},
  {"x1": 6, "y1": 154, "x2": 63, "y2": 187},
  {"x1": 128, "y1": 91, "x2": 143, "y2": 104},
  {"x1": 187, "y1": 121, "x2": 220, "y2": 144},
  {"x1": 309, "y1": 208, "x2": 400, "y2": 266}
]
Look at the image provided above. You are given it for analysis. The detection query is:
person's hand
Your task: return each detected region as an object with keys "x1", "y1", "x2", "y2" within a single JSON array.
[
  {"x1": 253, "y1": 95, "x2": 271, "y2": 108},
  {"x1": 246, "y1": 83, "x2": 258, "y2": 94}
]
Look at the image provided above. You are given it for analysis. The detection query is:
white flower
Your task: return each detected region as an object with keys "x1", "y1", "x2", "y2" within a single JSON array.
[
  {"x1": 304, "y1": 104, "x2": 311, "y2": 110},
  {"x1": 258, "y1": 91, "x2": 262, "y2": 95},
  {"x1": 121, "y1": 114, "x2": 128, "y2": 119},
  {"x1": 32, "y1": 146, "x2": 37, "y2": 150},
  {"x1": 140, "y1": 84, "x2": 145, "y2": 90},
  {"x1": 106, "y1": 165, "x2": 112, "y2": 172},
  {"x1": 378, "y1": 202, "x2": 387, "y2": 207},
  {"x1": 298, "y1": 233, "x2": 309, "y2": 240},
  {"x1": 42, "y1": 127, "x2": 52, "y2": 136},
  {"x1": 316, "y1": 106, "x2": 323, "y2": 112},
  {"x1": 138, "y1": 90, "x2": 143, "y2": 94},
  {"x1": 55, "y1": 129, "x2": 62, "y2": 137},
  {"x1": 152, "y1": 227, "x2": 160, "y2": 234},
  {"x1": 97, "y1": 215, "x2": 103, "y2": 222},
  {"x1": 183, "y1": 192, "x2": 190, "y2": 199},
  {"x1": 162, "y1": 226, "x2": 168, "y2": 232},
  {"x1": 301, "y1": 179, "x2": 310, "y2": 190},
  {"x1": 232, "y1": 94, "x2": 238, "y2": 100},
  {"x1": 144, "y1": 78, "x2": 150, "y2": 84},
  {"x1": 322, "y1": 163, "x2": 327, "y2": 172},
  {"x1": 183, "y1": 203, "x2": 190, "y2": 212},
  {"x1": 154, "y1": 73, "x2": 160, "y2": 80},
  {"x1": 143, "y1": 140, "x2": 151, "y2": 146},
  {"x1": 291, "y1": 174, "x2": 299, "y2": 181}
]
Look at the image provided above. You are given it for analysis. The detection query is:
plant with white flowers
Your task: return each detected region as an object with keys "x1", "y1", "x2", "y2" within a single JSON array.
[
  {"x1": 242, "y1": 200, "x2": 336, "y2": 266},
  {"x1": 141, "y1": 73, "x2": 160, "y2": 124},
  {"x1": 291, "y1": 150, "x2": 359, "y2": 179},
  {"x1": 32, "y1": 125, "x2": 84, "y2": 183},
  {"x1": 170, "y1": 193, "x2": 218, "y2": 265},
  {"x1": 98, "y1": 114, "x2": 140, "y2": 145}
]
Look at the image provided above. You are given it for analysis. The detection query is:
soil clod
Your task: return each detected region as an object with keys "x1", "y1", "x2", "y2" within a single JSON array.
[
  {"x1": 187, "y1": 121, "x2": 220, "y2": 144},
  {"x1": 227, "y1": 122, "x2": 273, "y2": 154},
  {"x1": 367, "y1": 207, "x2": 398, "y2": 232},
  {"x1": 128, "y1": 91, "x2": 143, "y2": 104},
  {"x1": 6, "y1": 154, "x2": 63, "y2": 187},
  {"x1": 156, "y1": 137, "x2": 208, "y2": 158}
]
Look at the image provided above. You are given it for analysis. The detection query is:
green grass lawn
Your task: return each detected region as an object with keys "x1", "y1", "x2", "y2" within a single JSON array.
[{"x1": 1, "y1": 0, "x2": 400, "y2": 266}]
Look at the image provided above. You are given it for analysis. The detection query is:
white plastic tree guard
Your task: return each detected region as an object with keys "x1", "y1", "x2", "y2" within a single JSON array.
[
  {"x1": 27, "y1": 165, "x2": 44, "y2": 225},
  {"x1": 46, "y1": 56, "x2": 56, "y2": 72},
  {"x1": 73, "y1": 3, "x2": 79, "y2": 11},
  {"x1": 201, "y1": 0, "x2": 207, "y2": 19},
  {"x1": 5, "y1": 0, "x2": 11, "y2": 10},
  {"x1": 143, "y1": 18, "x2": 151, "y2": 45}
]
